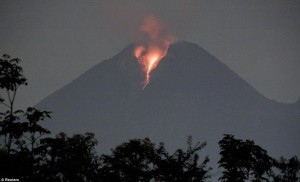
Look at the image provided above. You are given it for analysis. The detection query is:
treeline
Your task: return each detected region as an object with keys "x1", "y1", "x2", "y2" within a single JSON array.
[{"x1": 1, "y1": 54, "x2": 299, "y2": 181}]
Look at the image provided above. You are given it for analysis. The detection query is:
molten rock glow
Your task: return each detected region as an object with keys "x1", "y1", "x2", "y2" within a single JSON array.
[{"x1": 134, "y1": 15, "x2": 174, "y2": 89}]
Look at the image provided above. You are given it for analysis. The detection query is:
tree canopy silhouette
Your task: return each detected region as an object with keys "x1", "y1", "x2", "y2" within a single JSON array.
[
  {"x1": 37, "y1": 132, "x2": 100, "y2": 181},
  {"x1": 100, "y1": 136, "x2": 211, "y2": 182},
  {"x1": 218, "y1": 134, "x2": 300, "y2": 182},
  {"x1": 0, "y1": 54, "x2": 51, "y2": 180}
]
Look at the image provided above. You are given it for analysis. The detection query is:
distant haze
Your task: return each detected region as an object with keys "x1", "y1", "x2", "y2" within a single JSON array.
[{"x1": 0, "y1": 0, "x2": 299, "y2": 109}]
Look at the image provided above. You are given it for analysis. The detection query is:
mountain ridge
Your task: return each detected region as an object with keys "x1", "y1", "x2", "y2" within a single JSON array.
[{"x1": 37, "y1": 41, "x2": 300, "y2": 166}]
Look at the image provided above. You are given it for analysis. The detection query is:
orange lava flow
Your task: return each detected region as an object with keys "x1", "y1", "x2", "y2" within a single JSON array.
[
  {"x1": 134, "y1": 45, "x2": 168, "y2": 89},
  {"x1": 133, "y1": 15, "x2": 174, "y2": 89}
]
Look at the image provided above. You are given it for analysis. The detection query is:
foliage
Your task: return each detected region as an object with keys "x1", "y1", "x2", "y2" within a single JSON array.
[
  {"x1": 1, "y1": 54, "x2": 28, "y2": 152},
  {"x1": 218, "y1": 134, "x2": 300, "y2": 182},
  {"x1": 272, "y1": 156, "x2": 300, "y2": 182},
  {"x1": 36, "y1": 132, "x2": 100, "y2": 181},
  {"x1": 100, "y1": 136, "x2": 211, "y2": 182},
  {"x1": 0, "y1": 54, "x2": 51, "y2": 180},
  {"x1": 156, "y1": 136, "x2": 211, "y2": 182},
  {"x1": 218, "y1": 134, "x2": 274, "y2": 182},
  {"x1": 0, "y1": 54, "x2": 27, "y2": 92},
  {"x1": 100, "y1": 138, "x2": 159, "y2": 181}
]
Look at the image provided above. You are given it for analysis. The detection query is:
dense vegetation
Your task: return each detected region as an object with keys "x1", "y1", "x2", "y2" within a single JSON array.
[{"x1": 1, "y1": 54, "x2": 299, "y2": 181}]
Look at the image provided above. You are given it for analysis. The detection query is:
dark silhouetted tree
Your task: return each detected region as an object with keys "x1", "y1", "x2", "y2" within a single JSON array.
[
  {"x1": 37, "y1": 132, "x2": 100, "y2": 182},
  {"x1": 218, "y1": 134, "x2": 273, "y2": 182},
  {"x1": 0, "y1": 54, "x2": 27, "y2": 152},
  {"x1": 100, "y1": 136, "x2": 211, "y2": 182},
  {"x1": 0, "y1": 54, "x2": 99, "y2": 181},
  {"x1": 0, "y1": 54, "x2": 51, "y2": 180},
  {"x1": 272, "y1": 156, "x2": 300, "y2": 182},
  {"x1": 100, "y1": 138, "x2": 160, "y2": 181},
  {"x1": 156, "y1": 136, "x2": 211, "y2": 182}
]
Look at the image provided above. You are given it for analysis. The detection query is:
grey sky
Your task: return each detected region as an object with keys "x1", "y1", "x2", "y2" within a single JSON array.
[{"x1": 1, "y1": 0, "x2": 299, "y2": 109}]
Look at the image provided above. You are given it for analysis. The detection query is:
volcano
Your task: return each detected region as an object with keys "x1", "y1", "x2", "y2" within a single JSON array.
[{"x1": 37, "y1": 41, "x2": 300, "y2": 167}]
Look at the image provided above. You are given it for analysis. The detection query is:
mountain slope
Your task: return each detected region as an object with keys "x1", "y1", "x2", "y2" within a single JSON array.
[{"x1": 37, "y1": 41, "x2": 300, "y2": 165}]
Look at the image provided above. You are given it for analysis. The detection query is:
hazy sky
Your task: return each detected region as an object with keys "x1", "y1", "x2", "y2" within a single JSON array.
[{"x1": 1, "y1": 0, "x2": 300, "y2": 109}]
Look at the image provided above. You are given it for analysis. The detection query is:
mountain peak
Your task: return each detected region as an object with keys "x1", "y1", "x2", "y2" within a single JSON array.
[{"x1": 38, "y1": 41, "x2": 300, "y2": 167}]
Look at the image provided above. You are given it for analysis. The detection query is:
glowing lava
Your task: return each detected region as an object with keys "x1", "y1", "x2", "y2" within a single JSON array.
[
  {"x1": 134, "y1": 45, "x2": 168, "y2": 88},
  {"x1": 134, "y1": 15, "x2": 174, "y2": 89}
]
